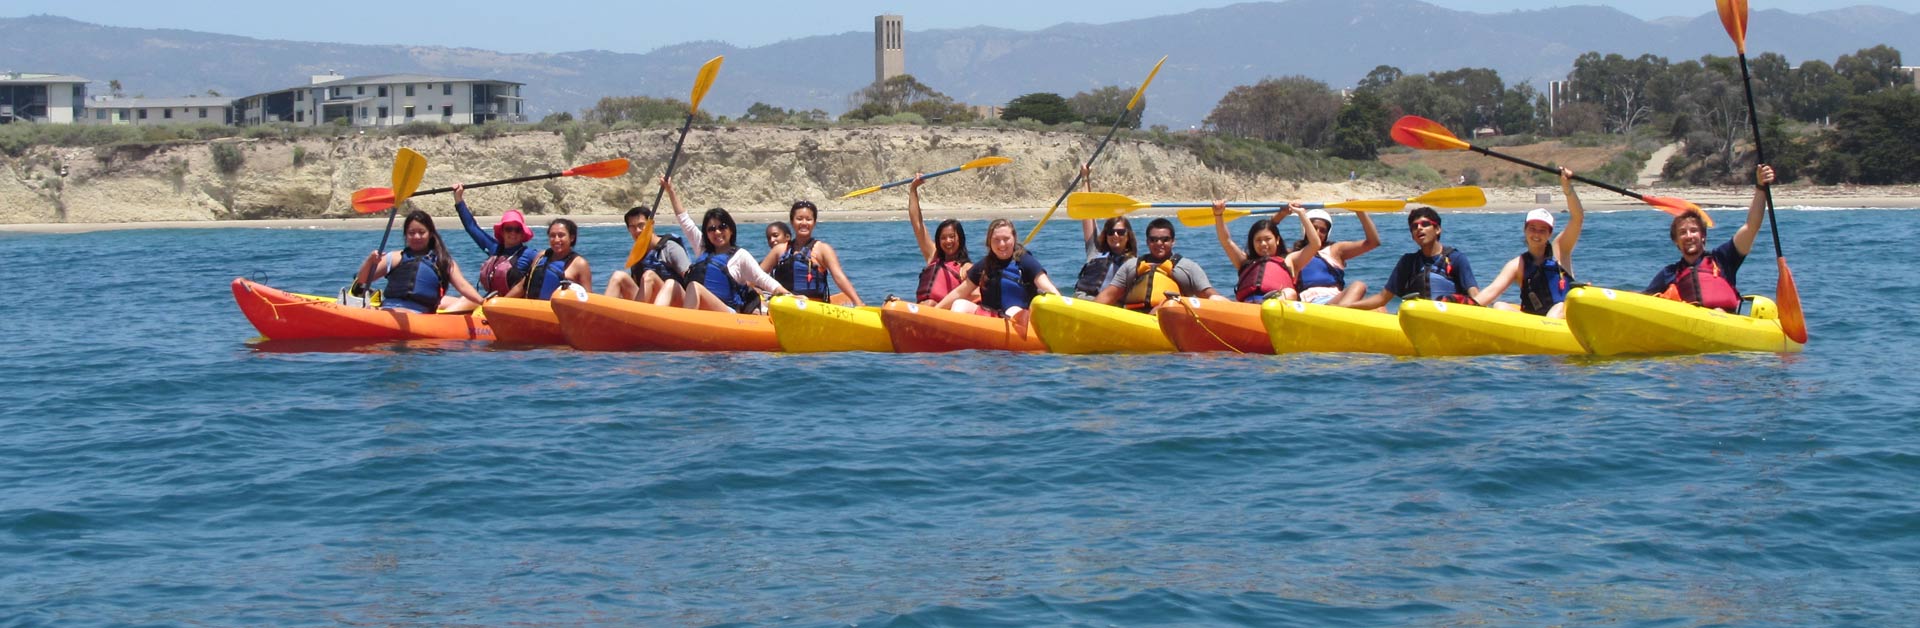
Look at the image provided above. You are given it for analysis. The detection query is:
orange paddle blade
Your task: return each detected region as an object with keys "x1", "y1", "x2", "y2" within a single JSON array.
[
  {"x1": 1777, "y1": 258, "x2": 1807, "y2": 343},
  {"x1": 562, "y1": 158, "x2": 630, "y2": 179},
  {"x1": 1716, "y1": 0, "x2": 1749, "y2": 54},
  {"x1": 352, "y1": 187, "x2": 396, "y2": 214},
  {"x1": 1390, "y1": 116, "x2": 1470, "y2": 151},
  {"x1": 1644, "y1": 195, "x2": 1713, "y2": 228}
]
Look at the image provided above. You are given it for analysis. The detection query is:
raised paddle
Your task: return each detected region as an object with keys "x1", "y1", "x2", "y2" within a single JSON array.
[
  {"x1": 1172, "y1": 187, "x2": 1489, "y2": 227},
  {"x1": 349, "y1": 158, "x2": 630, "y2": 214},
  {"x1": 374, "y1": 148, "x2": 427, "y2": 255},
  {"x1": 1718, "y1": 0, "x2": 1807, "y2": 343},
  {"x1": 839, "y1": 156, "x2": 1013, "y2": 199},
  {"x1": 629, "y1": 55, "x2": 724, "y2": 270},
  {"x1": 1023, "y1": 55, "x2": 1167, "y2": 245},
  {"x1": 1390, "y1": 115, "x2": 1710, "y2": 226},
  {"x1": 1067, "y1": 187, "x2": 1484, "y2": 223}
]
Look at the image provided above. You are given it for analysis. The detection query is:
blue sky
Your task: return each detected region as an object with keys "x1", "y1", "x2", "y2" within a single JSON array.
[{"x1": 9, "y1": 1, "x2": 1916, "y2": 53}]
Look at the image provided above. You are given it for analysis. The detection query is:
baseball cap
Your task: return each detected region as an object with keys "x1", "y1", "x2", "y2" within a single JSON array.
[
  {"x1": 1304, "y1": 209, "x2": 1333, "y2": 225},
  {"x1": 1525, "y1": 208, "x2": 1554, "y2": 230}
]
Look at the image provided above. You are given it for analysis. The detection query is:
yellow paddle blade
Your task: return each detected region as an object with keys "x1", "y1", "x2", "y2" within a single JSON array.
[
  {"x1": 962, "y1": 156, "x2": 1013, "y2": 170},
  {"x1": 390, "y1": 147, "x2": 427, "y2": 205},
  {"x1": 1411, "y1": 186, "x2": 1487, "y2": 209},
  {"x1": 1326, "y1": 199, "x2": 1408, "y2": 213},
  {"x1": 1128, "y1": 56, "x2": 1168, "y2": 111},
  {"x1": 1176, "y1": 206, "x2": 1252, "y2": 228},
  {"x1": 839, "y1": 184, "x2": 884, "y2": 200},
  {"x1": 689, "y1": 56, "x2": 725, "y2": 113},
  {"x1": 1067, "y1": 192, "x2": 1150, "y2": 220}
]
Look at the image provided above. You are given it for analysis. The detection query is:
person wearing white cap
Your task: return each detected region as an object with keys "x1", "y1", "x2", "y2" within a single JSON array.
[
  {"x1": 1293, "y1": 206, "x2": 1381, "y2": 306},
  {"x1": 1475, "y1": 167, "x2": 1586, "y2": 318}
]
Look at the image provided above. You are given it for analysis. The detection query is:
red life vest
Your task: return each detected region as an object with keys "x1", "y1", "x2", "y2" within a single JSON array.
[
  {"x1": 916, "y1": 260, "x2": 966, "y2": 303},
  {"x1": 1234, "y1": 256, "x2": 1295, "y2": 303},
  {"x1": 1661, "y1": 254, "x2": 1740, "y2": 312}
]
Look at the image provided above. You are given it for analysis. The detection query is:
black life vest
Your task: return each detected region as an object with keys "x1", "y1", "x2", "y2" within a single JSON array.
[
  {"x1": 1075, "y1": 252, "x2": 1126, "y2": 296},
  {"x1": 774, "y1": 239, "x2": 831, "y2": 299},
  {"x1": 383, "y1": 248, "x2": 447, "y2": 310},
  {"x1": 1411, "y1": 247, "x2": 1475, "y2": 304},
  {"x1": 1519, "y1": 250, "x2": 1575, "y2": 315}
]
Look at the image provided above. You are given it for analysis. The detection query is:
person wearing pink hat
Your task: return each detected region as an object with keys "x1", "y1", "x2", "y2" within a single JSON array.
[
  {"x1": 1476, "y1": 167, "x2": 1586, "y2": 318},
  {"x1": 450, "y1": 183, "x2": 540, "y2": 309}
]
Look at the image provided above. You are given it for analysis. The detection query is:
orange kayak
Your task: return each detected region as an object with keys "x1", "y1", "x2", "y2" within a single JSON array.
[
  {"x1": 231, "y1": 277, "x2": 493, "y2": 341},
  {"x1": 1155, "y1": 298, "x2": 1274, "y2": 354},
  {"x1": 481, "y1": 295, "x2": 567, "y2": 345},
  {"x1": 550, "y1": 291, "x2": 778, "y2": 352},
  {"x1": 879, "y1": 300, "x2": 1047, "y2": 353}
]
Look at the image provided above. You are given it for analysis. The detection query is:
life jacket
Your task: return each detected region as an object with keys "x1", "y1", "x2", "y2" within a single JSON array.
[
  {"x1": 1235, "y1": 255, "x2": 1296, "y2": 303},
  {"x1": 1075, "y1": 252, "x2": 1126, "y2": 296},
  {"x1": 1519, "y1": 250, "x2": 1574, "y2": 315},
  {"x1": 1297, "y1": 250, "x2": 1346, "y2": 290},
  {"x1": 1659, "y1": 254, "x2": 1740, "y2": 313},
  {"x1": 916, "y1": 259, "x2": 966, "y2": 303},
  {"x1": 383, "y1": 248, "x2": 447, "y2": 311},
  {"x1": 1411, "y1": 247, "x2": 1476, "y2": 304},
  {"x1": 687, "y1": 249, "x2": 760, "y2": 314},
  {"x1": 1123, "y1": 254, "x2": 1184, "y2": 312},
  {"x1": 631, "y1": 233, "x2": 687, "y2": 285},
  {"x1": 773, "y1": 239, "x2": 831, "y2": 299},
  {"x1": 978, "y1": 255, "x2": 1038, "y2": 313},
  {"x1": 477, "y1": 244, "x2": 530, "y2": 296},
  {"x1": 525, "y1": 250, "x2": 577, "y2": 300}
]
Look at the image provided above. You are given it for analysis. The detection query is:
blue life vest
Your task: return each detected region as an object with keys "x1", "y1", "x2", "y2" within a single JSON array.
[
  {"x1": 632, "y1": 233, "x2": 687, "y2": 284},
  {"x1": 1298, "y1": 252, "x2": 1346, "y2": 290},
  {"x1": 383, "y1": 249, "x2": 446, "y2": 312},
  {"x1": 687, "y1": 249, "x2": 759, "y2": 314},
  {"x1": 774, "y1": 239, "x2": 831, "y2": 299},
  {"x1": 526, "y1": 250, "x2": 577, "y2": 300},
  {"x1": 1412, "y1": 246, "x2": 1475, "y2": 304},
  {"x1": 979, "y1": 256, "x2": 1038, "y2": 313},
  {"x1": 1519, "y1": 250, "x2": 1574, "y2": 315}
]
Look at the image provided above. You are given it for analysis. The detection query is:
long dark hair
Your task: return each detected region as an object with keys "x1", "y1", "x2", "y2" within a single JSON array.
[
  {"x1": 934, "y1": 218, "x2": 971, "y2": 264},
  {"x1": 789, "y1": 200, "x2": 818, "y2": 222},
  {"x1": 698, "y1": 207, "x2": 738, "y2": 255},
  {"x1": 1098, "y1": 216, "x2": 1137, "y2": 257},
  {"x1": 767, "y1": 221, "x2": 793, "y2": 241},
  {"x1": 1244, "y1": 218, "x2": 1287, "y2": 262},
  {"x1": 402, "y1": 210, "x2": 453, "y2": 279}
]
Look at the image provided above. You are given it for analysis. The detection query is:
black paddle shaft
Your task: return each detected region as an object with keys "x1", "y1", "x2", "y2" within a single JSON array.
[
  {"x1": 651, "y1": 113, "x2": 698, "y2": 211},
  {"x1": 1048, "y1": 112, "x2": 1133, "y2": 213},
  {"x1": 1468, "y1": 145, "x2": 1647, "y2": 202},
  {"x1": 412, "y1": 171, "x2": 567, "y2": 198},
  {"x1": 1737, "y1": 52, "x2": 1785, "y2": 257}
]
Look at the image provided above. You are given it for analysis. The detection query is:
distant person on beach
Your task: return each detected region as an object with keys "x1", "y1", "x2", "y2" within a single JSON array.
[
  {"x1": 1295, "y1": 208, "x2": 1379, "y2": 306},
  {"x1": 505, "y1": 218, "x2": 593, "y2": 299},
  {"x1": 1643, "y1": 164, "x2": 1775, "y2": 313},
  {"x1": 1475, "y1": 167, "x2": 1585, "y2": 318},
  {"x1": 761, "y1": 200, "x2": 865, "y2": 306},
  {"x1": 1344, "y1": 207, "x2": 1479, "y2": 310},
  {"x1": 1095, "y1": 218, "x2": 1223, "y2": 312},
  {"x1": 1072, "y1": 165, "x2": 1138, "y2": 299},
  {"x1": 356, "y1": 210, "x2": 486, "y2": 313},
  {"x1": 935, "y1": 218, "x2": 1061, "y2": 336},
  {"x1": 1210, "y1": 201, "x2": 1320, "y2": 303},
  {"x1": 653, "y1": 176, "x2": 789, "y2": 313},
  {"x1": 603, "y1": 205, "x2": 689, "y2": 303},
  {"x1": 905, "y1": 173, "x2": 973, "y2": 305},
  {"x1": 449, "y1": 184, "x2": 538, "y2": 308}
]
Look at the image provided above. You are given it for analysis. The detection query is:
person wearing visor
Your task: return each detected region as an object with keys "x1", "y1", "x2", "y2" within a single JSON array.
[{"x1": 1476, "y1": 167, "x2": 1585, "y2": 318}]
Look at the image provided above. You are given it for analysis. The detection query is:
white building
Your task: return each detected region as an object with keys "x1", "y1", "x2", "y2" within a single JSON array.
[
  {"x1": 82, "y1": 97, "x2": 233, "y2": 126},
  {"x1": 235, "y1": 72, "x2": 525, "y2": 127},
  {"x1": 0, "y1": 72, "x2": 88, "y2": 124}
]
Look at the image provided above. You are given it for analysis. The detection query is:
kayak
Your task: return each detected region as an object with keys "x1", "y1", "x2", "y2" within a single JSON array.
[
  {"x1": 767, "y1": 295, "x2": 893, "y2": 353},
  {"x1": 231, "y1": 277, "x2": 493, "y2": 341},
  {"x1": 1261, "y1": 299, "x2": 1413, "y2": 355},
  {"x1": 550, "y1": 290, "x2": 778, "y2": 352},
  {"x1": 1397, "y1": 298, "x2": 1586, "y2": 356},
  {"x1": 1030, "y1": 294, "x2": 1175, "y2": 354},
  {"x1": 1155, "y1": 298, "x2": 1274, "y2": 354},
  {"x1": 1564, "y1": 286, "x2": 1803, "y2": 355},
  {"x1": 879, "y1": 300, "x2": 1047, "y2": 353},
  {"x1": 482, "y1": 294, "x2": 572, "y2": 346}
]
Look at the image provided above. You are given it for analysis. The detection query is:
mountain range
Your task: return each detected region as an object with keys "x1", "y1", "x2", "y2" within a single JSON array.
[{"x1": 3, "y1": 1, "x2": 1916, "y2": 127}]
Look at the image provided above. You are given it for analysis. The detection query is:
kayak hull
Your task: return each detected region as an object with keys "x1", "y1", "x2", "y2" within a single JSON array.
[
  {"x1": 551, "y1": 291, "x2": 778, "y2": 352},
  {"x1": 768, "y1": 296, "x2": 893, "y2": 353},
  {"x1": 1261, "y1": 299, "x2": 1413, "y2": 355},
  {"x1": 482, "y1": 295, "x2": 567, "y2": 345},
  {"x1": 1030, "y1": 294, "x2": 1175, "y2": 354},
  {"x1": 1564, "y1": 286, "x2": 1803, "y2": 355},
  {"x1": 231, "y1": 277, "x2": 492, "y2": 341},
  {"x1": 1397, "y1": 299, "x2": 1586, "y2": 356},
  {"x1": 879, "y1": 300, "x2": 1047, "y2": 353},
  {"x1": 1156, "y1": 298, "x2": 1274, "y2": 354}
]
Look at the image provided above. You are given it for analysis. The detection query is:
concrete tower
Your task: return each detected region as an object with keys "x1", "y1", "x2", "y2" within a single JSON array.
[{"x1": 874, "y1": 15, "x2": 904, "y2": 84}]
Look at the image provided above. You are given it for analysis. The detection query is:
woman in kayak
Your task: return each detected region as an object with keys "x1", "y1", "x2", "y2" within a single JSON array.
[
  {"x1": 1211, "y1": 201, "x2": 1322, "y2": 303},
  {"x1": 765, "y1": 221, "x2": 792, "y2": 250},
  {"x1": 935, "y1": 218, "x2": 1061, "y2": 335},
  {"x1": 1073, "y1": 165, "x2": 1136, "y2": 299},
  {"x1": 653, "y1": 176, "x2": 790, "y2": 313},
  {"x1": 1643, "y1": 164, "x2": 1775, "y2": 313},
  {"x1": 355, "y1": 210, "x2": 487, "y2": 313},
  {"x1": 604, "y1": 205, "x2": 690, "y2": 303},
  {"x1": 906, "y1": 173, "x2": 973, "y2": 305},
  {"x1": 1295, "y1": 208, "x2": 1379, "y2": 306},
  {"x1": 1475, "y1": 167, "x2": 1585, "y2": 318},
  {"x1": 443, "y1": 184, "x2": 538, "y2": 311},
  {"x1": 504, "y1": 218, "x2": 592, "y2": 299},
  {"x1": 761, "y1": 200, "x2": 864, "y2": 306},
  {"x1": 1344, "y1": 207, "x2": 1479, "y2": 310}
]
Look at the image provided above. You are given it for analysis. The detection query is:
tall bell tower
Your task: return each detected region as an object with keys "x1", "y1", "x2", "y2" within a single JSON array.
[{"x1": 874, "y1": 15, "x2": 904, "y2": 83}]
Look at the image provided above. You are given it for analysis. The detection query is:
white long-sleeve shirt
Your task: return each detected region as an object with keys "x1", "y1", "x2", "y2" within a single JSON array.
[{"x1": 677, "y1": 211, "x2": 784, "y2": 294}]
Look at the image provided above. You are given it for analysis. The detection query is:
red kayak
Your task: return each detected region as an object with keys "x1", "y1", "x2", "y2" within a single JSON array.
[{"x1": 231, "y1": 277, "x2": 493, "y2": 341}]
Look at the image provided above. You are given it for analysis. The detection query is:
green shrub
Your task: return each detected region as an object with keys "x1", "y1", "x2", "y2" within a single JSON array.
[
  {"x1": 292, "y1": 146, "x2": 307, "y2": 168},
  {"x1": 394, "y1": 121, "x2": 454, "y2": 137},
  {"x1": 210, "y1": 143, "x2": 245, "y2": 175}
]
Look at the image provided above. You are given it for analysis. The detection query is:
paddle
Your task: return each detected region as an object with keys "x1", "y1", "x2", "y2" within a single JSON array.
[
  {"x1": 374, "y1": 148, "x2": 427, "y2": 255},
  {"x1": 1718, "y1": 0, "x2": 1807, "y2": 343},
  {"x1": 1390, "y1": 115, "x2": 1709, "y2": 226},
  {"x1": 1023, "y1": 55, "x2": 1168, "y2": 245},
  {"x1": 349, "y1": 158, "x2": 630, "y2": 214},
  {"x1": 839, "y1": 156, "x2": 1013, "y2": 199},
  {"x1": 628, "y1": 55, "x2": 724, "y2": 270},
  {"x1": 1171, "y1": 187, "x2": 1488, "y2": 227}
]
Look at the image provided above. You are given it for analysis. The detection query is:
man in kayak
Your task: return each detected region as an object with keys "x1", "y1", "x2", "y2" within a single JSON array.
[
  {"x1": 1345, "y1": 207, "x2": 1479, "y2": 310},
  {"x1": 1643, "y1": 165, "x2": 1775, "y2": 313},
  {"x1": 447, "y1": 184, "x2": 539, "y2": 311},
  {"x1": 1094, "y1": 218, "x2": 1223, "y2": 312},
  {"x1": 604, "y1": 205, "x2": 690, "y2": 303},
  {"x1": 1475, "y1": 167, "x2": 1585, "y2": 318}
]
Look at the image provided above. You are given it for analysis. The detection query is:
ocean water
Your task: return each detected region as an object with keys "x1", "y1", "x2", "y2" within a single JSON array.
[{"x1": 3, "y1": 206, "x2": 1917, "y2": 626}]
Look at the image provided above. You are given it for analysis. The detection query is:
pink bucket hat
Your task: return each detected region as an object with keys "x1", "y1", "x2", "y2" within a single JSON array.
[{"x1": 494, "y1": 210, "x2": 533, "y2": 241}]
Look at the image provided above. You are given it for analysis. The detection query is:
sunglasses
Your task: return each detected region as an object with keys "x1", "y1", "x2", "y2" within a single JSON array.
[
  {"x1": 705, "y1": 224, "x2": 731, "y2": 233},
  {"x1": 1411, "y1": 220, "x2": 1438, "y2": 229},
  {"x1": 1147, "y1": 235, "x2": 1174, "y2": 244},
  {"x1": 1107, "y1": 228, "x2": 1130, "y2": 237}
]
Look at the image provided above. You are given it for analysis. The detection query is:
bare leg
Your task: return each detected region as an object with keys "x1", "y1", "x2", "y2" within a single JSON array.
[
  {"x1": 1009, "y1": 307, "x2": 1032, "y2": 338},
  {"x1": 684, "y1": 283, "x2": 735, "y2": 312},
  {"x1": 1331, "y1": 281, "x2": 1369, "y2": 307},
  {"x1": 604, "y1": 271, "x2": 639, "y2": 300},
  {"x1": 1492, "y1": 302, "x2": 1521, "y2": 312},
  {"x1": 1546, "y1": 302, "x2": 1567, "y2": 319},
  {"x1": 652, "y1": 281, "x2": 686, "y2": 308},
  {"x1": 638, "y1": 271, "x2": 666, "y2": 303},
  {"x1": 950, "y1": 299, "x2": 981, "y2": 314}
]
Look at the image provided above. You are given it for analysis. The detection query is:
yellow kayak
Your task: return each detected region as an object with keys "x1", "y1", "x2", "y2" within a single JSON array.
[
  {"x1": 1397, "y1": 299, "x2": 1586, "y2": 356},
  {"x1": 1030, "y1": 294, "x2": 1175, "y2": 354},
  {"x1": 767, "y1": 296, "x2": 892, "y2": 353},
  {"x1": 1261, "y1": 299, "x2": 1414, "y2": 355},
  {"x1": 1564, "y1": 286, "x2": 1803, "y2": 355}
]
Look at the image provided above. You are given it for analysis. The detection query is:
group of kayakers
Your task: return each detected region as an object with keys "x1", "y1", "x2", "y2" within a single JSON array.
[{"x1": 352, "y1": 161, "x2": 1778, "y2": 322}]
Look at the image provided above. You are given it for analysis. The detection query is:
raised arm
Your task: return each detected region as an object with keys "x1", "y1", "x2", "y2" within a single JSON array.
[
  {"x1": 452, "y1": 184, "x2": 499, "y2": 254},
  {"x1": 1554, "y1": 167, "x2": 1585, "y2": 268},
  {"x1": 664, "y1": 176, "x2": 702, "y2": 250},
  {"x1": 1078, "y1": 164, "x2": 1097, "y2": 243},
  {"x1": 1333, "y1": 210, "x2": 1381, "y2": 261},
  {"x1": 1211, "y1": 200, "x2": 1248, "y2": 269},
  {"x1": 907, "y1": 174, "x2": 936, "y2": 262},
  {"x1": 1731, "y1": 164, "x2": 1775, "y2": 256},
  {"x1": 1475, "y1": 256, "x2": 1522, "y2": 307},
  {"x1": 1283, "y1": 203, "x2": 1322, "y2": 272}
]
